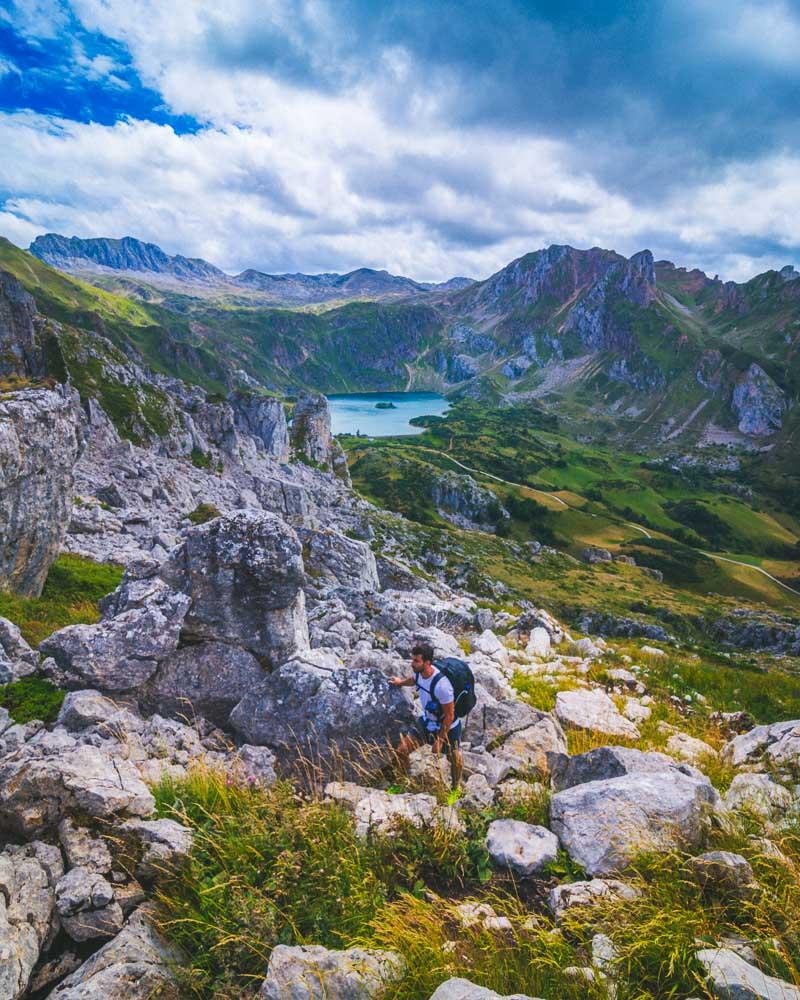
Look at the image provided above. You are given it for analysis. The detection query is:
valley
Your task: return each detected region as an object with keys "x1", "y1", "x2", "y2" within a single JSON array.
[{"x1": 1, "y1": 230, "x2": 799, "y2": 1000}]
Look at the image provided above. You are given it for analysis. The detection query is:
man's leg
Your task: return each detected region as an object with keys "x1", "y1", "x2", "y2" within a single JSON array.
[
  {"x1": 396, "y1": 729, "x2": 423, "y2": 773},
  {"x1": 447, "y1": 744, "x2": 463, "y2": 789}
]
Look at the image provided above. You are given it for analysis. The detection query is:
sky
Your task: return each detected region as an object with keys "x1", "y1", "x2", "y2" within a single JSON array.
[{"x1": 0, "y1": 0, "x2": 798, "y2": 282}]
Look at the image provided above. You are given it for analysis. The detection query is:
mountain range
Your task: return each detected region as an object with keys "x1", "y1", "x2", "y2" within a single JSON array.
[
  {"x1": 2, "y1": 233, "x2": 797, "y2": 467},
  {"x1": 29, "y1": 233, "x2": 474, "y2": 305}
]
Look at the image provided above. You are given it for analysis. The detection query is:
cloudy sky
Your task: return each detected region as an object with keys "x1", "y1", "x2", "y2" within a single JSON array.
[{"x1": 0, "y1": 0, "x2": 798, "y2": 282}]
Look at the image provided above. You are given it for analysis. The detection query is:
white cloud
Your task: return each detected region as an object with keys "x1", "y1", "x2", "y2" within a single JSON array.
[{"x1": 0, "y1": 1, "x2": 797, "y2": 282}]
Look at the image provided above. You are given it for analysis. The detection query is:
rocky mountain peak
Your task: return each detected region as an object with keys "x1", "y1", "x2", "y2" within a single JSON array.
[{"x1": 29, "y1": 234, "x2": 227, "y2": 284}]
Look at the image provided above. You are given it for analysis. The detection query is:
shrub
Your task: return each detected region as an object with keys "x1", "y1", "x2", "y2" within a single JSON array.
[{"x1": 187, "y1": 502, "x2": 221, "y2": 525}]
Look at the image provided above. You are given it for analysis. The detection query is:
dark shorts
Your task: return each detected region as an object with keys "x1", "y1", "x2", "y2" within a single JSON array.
[{"x1": 406, "y1": 716, "x2": 462, "y2": 752}]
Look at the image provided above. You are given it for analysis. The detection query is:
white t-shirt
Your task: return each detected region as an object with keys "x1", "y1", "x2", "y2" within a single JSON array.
[{"x1": 415, "y1": 668, "x2": 459, "y2": 731}]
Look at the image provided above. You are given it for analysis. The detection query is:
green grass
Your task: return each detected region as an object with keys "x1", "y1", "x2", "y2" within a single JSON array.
[
  {"x1": 0, "y1": 553, "x2": 123, "y2": 646},
  {"x1": 151, "y1": 768, "x2": 483, "y2": 998},
  {"x1": 0, "y1": 676, "x2": 64, "y2": 723}
]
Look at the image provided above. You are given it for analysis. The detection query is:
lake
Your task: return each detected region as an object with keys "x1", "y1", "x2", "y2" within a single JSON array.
[{"x1": 327, "y1": 391, "x2": 450, "y2": 437}]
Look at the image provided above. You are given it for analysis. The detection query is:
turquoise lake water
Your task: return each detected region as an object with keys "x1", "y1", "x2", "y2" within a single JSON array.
[{"x1": 328, "y1": 392, "x2": 450, "y2": 437}]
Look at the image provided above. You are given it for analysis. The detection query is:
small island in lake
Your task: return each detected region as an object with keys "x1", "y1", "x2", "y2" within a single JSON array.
[{"x1": 375, "y1": 401, "x2": 397, "y2": 409}]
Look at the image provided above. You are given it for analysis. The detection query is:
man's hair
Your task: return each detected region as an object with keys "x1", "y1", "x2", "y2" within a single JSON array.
[{"x1": 411, "y1": 642, "x2": 435, "y2": 663}]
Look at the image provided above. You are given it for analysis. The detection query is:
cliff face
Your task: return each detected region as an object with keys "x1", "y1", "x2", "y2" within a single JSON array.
[
  {"x1": 0, "y1": 384, "x2": 84, "y2": 596},
  {"x1": 0, "y1": 270, "x2": 45, "y2": 378}
]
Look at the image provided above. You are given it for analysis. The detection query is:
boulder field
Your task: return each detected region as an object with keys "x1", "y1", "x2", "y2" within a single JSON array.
[{"x1": 2, "y1": 359, "x2": 800, "y2": 997}]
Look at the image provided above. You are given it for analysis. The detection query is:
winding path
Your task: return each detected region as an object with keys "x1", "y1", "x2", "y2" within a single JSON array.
[{"x1": 412, "y1": 446, "x2": 800, "y2": 600}]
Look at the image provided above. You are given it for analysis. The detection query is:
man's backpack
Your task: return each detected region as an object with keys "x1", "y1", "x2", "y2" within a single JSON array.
[{"x1": 431, "y1": 657, "x2": 477, "y2": 719}]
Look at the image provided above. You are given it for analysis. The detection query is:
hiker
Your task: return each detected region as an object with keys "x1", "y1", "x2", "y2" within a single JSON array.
[{"x1": 390, "y1": 641, "x2": 473, "y2": 788}]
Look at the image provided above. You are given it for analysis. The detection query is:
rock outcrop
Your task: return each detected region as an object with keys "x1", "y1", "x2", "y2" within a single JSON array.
[
  {"x1": 290, "y1": 391, "x2": 350, "y2": 481},
  {"x1": 731, "y1": 363, "x2": 787, "y2": 436},
  {"x1": 0, "y1": 385, "x2": 84, "y2": 595},
  {"x1": 0, "y1": 270, "x2": 45, "y2": 378},
  {"x1": 159, "y1": 510, "x2": 310, "y2": 667}
]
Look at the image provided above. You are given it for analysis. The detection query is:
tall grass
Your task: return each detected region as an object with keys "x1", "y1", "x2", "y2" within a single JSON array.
[
  {"x1": 0, "y1": 553, "x2": 122, "y2": 645},
  {"x1": 152, "y1": 767, "x2": 483, "y2": 997}
]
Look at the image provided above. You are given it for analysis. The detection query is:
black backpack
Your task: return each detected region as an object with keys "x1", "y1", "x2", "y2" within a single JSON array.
[{"x1": 430, "y1": 657, "x2": 477, "y2": 719}]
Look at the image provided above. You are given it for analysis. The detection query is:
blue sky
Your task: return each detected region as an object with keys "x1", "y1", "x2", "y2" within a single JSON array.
[{"x1": 0, "y1": 0, "x2": 798, "y2": 280}]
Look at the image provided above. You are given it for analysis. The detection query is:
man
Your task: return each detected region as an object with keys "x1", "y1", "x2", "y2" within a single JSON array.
[{"x1": 390, "y1": 642, "x2": 463, "y2": 788}]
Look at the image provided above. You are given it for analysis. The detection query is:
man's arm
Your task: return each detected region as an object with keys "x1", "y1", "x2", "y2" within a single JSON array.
[{"x1": 389, "y1": 675, "x2": 415, "y2": 687}]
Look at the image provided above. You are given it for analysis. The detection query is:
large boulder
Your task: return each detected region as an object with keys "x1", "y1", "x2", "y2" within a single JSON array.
[
  {"x1": 46, "y1": 905, "x2": 182, "y2": 999},
  {"x1": 723, "y1": 720, "x2": 800, "y2": 770},
  {"x1": 229, "y1": 663, "x2": 415, "y2": 777},
  {"x1": 143, "y1": 641, "x2": 265, "y2": 727},
  {"x1": 0, "y1": 734, "x2": 154, "y2": 837},
  {"x1": 696, "y1": 946, "x2": 800, "y2": 1000},
  {"x1": 550, "y1": 771, "x2": 719, "y2": 875},
  {"x1": 259, "y1": 944, "x2": 404, "y2": 999},
  {"x1": 494, "y1": 716, "x2": 568, "y2": 778},
  {"x1": 159, "y1": 510, "x2": 310, "y2": 666},
  {"x1": 550, "y1": 745, "x2": 709, "y2": 792},
  {"x1": 554, "y1": 689, "x2": 640, "y2": 739},
  {"x1": 40, "y1": 591, "x2": 190, "y2": 693},
  {"x1": 299, "y1": 525, "x2": 380, "y2": 593},
  {"x1": 0, "y1": 384, "x2": 84, "y2": 596}
]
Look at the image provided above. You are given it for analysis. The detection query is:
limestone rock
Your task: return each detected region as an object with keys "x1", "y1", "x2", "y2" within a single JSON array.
[
  {"x1": 697, "y1": 946, "x2": 800, "y2": 999},
  {"x1": 723, "y1": 720, "x2": 800, "y2": 770},
  {"x1": 554, "y1": 689, "x2": 640, "y2": 739},
  {"x1": 290, "y1": 391, "x2": 350, "y2": 482},
  {"x1": 0, "y1": 740, "x2": 154, "y2": 837},
  {"x1": 0, "y1": 269, "x2": 45, "y2": 378},
  {"x1": 299, "y1": 525, "x2": 380, "y2": 592},
  {"x1": 724, "y1": 773, "x2": 793, "y2": 820},
  {"x1": 159, "y1": 510, "x2": 310, "y2": 666},
  {"x1": 58, "y1": 818, "x2": 113, "y2": 873},
  {"x1": 56, "y1": 690, "x2": 119, "y2": 731},
  {"x1": 119, "y1": 817, "x2": 194, "y2": 880},
  {"x1": 55, "y1": 866, "x2": 124, "y2": 942},
  {"x1": 495, "y1": 715, "x2": 568, "y2": 777},
  {"x1": 686, "y1": 851, "x2": 756, "y2": 898},
  {"x1": 144, "y1": 640, "x2": 265, "y2": 727},
  {"x1": 731, "y1": 363, "x2": 788, "y2": 436},
  {"x1": 525, "y1": 627, "x2": 551, "y2": 658},
  {"x1": 47, "y1": 904, "x2": 182, "y2": 999},
  {"x1": 550, "y1": 771, "x2": 719, "y2": 875},
  {"x1": 0, "y1": 616, "x2": 38, "y2": 683},
  {"x1": 259, "y1": 943, "x2": 404, "y2": 999},
  {"x1": 0, "y1": 841, "x2": 62, "y2": 999},
  {"x1": 549, "y1": 745, "x2": 709, "y2": 793},
  {"x1": 429, "y1": 978, "x2": 543, "y2": 1000},
  {"x1": 325, "y1": 783, "x2": 463, "y2": 838},
  {"x1": 40, "y1": 591, "x2": 190, "y2": 692},
  {"x1": 548, "y1": 878, "x2": 641, "y2": 920},
  {"x1": 0, "y1": 384, "x2": 84, "y2": 596},
  {"x1": 230, "y1": 390, "x2": 289, "y2": 461},
  {"x1": 230, "y1": 663, "x2": 415, "y2": 778},
  {"x1": 486, "y1": 819, "x2": 559, "y2": 876}
]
